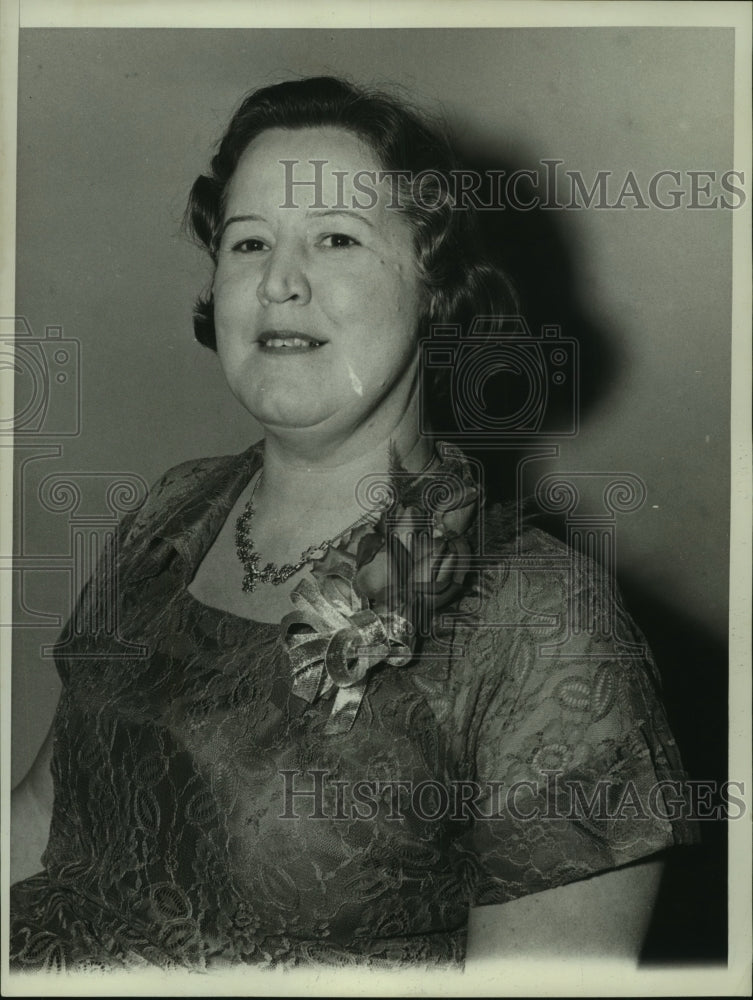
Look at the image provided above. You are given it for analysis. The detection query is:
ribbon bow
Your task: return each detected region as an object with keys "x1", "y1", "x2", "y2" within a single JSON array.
[{"x1": 281, "y1": 553, "x2": 415, "y2": 735}]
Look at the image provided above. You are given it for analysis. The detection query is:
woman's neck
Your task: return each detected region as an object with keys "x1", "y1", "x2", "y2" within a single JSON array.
[
  {"x1": 255, "y1": 421, "x2": 434, "y2": 528},
  {"x1": 238, "y1": 383, "x2": 434, "y2": 569}
]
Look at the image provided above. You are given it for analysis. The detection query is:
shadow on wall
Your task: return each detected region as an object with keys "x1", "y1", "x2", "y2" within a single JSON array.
[
  {"x1": 437, "y1": 144, "x2": 624, "y2": 505},
  {"x1": 622, "y1": 576, "x2": 729, "y2": 964},
  {"x1": 449, "y1": 145, "x2": 728, "y2": 963}
]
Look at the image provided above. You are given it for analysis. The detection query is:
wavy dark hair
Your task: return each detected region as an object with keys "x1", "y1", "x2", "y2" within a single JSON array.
[{"x1": 184, "y1": 75, "x2": 518, "y2": 426}]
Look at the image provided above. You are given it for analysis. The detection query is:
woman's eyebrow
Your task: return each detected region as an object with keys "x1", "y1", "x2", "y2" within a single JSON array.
[
  {"x1": 308, "y1": 209, "x2": 375, "y2": 229},
  {"x1": 220, "y1": 214, "x2": 268, "y2": 237},
  {"x1": 220, "y1": 209, "x2": 374, "y2": 237}
]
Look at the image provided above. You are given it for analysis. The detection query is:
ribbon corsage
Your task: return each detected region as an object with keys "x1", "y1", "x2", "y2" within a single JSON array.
[{"x1": 281, "y1": 443, "x2": 481, "y2": 735}]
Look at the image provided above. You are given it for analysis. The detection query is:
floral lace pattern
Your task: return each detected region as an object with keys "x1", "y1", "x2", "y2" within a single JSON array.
[{"x1": 9, "y1": 443, "x2": 697, "y2": 972}]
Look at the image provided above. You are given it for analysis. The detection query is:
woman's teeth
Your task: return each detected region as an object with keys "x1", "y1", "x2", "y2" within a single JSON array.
[{"x1": 264, "y1": 337, "x2": 322, "y2": 348}]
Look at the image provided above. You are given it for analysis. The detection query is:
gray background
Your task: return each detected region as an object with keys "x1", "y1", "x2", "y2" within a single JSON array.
[{"x1": 12, "y1": 27, "x2": 732, "y2": 782}]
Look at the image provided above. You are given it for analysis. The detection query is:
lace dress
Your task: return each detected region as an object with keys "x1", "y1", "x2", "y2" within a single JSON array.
[{"x1": 9, "y1": 443, "x2": 697, "y2": 972}]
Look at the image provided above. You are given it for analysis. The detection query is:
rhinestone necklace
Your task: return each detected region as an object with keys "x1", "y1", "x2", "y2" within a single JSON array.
[{"x1": 235, "y1": 451, "x2": 436, "y2": 593}]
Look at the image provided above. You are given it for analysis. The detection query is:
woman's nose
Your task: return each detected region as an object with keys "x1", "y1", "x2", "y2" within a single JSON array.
[{"x1": 256, "y1": 244, "x2": 311, "y2": 306}]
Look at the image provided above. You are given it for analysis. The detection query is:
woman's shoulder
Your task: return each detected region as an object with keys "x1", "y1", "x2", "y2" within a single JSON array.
[
  {"x1": 437, "y1": 502, "x2": 662, "y2": 736},
  {"x1": 142, "y1": 442, "x2": 262, "y2": 508},
  {"x1": 472, "y1": 502, "x2": 616, "y2": 621},
  {"x1": 121, "y1": 442, "x2": 262, "y2": 540}
]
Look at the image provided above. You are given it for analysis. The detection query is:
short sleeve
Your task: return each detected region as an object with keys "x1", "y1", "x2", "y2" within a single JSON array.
[{"x1": 450, "y1": 529, "x2": 699, "y2": 907}]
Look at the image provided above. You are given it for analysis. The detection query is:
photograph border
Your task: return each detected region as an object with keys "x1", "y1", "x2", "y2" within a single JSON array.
[{"x1": 1, "y1": 2, "x2": 750, "y2": 996}]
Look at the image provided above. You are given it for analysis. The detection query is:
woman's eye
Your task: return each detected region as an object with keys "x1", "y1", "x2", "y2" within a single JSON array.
[
  {"x1": 320, "y1": 233, "x2": 360, "y2": 249},
  {"x1": 230, "y1": 238, "x2": 268, "y2": 253}
]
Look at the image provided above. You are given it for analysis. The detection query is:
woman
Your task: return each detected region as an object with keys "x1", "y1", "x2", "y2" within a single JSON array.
[{"x1": 10, "y1": 76, "x2": 696, "y2": 971}]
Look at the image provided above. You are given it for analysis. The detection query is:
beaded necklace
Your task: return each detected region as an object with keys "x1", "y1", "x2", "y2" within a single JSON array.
[{"x1": 234, "y1": 450, "x2": 436, "y2": 593}]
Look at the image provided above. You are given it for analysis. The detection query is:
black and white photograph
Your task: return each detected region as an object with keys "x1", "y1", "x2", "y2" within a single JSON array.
[{"x1": 2, "y1": 1, "x2": 750, "y2": 995}]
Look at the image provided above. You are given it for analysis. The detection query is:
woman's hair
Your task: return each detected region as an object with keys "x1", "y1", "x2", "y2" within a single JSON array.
[{"x1": 185, "y1": 75, "x2": 518, "y2": 423}]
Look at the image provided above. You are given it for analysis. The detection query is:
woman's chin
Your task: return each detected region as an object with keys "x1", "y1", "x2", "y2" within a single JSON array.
[{"x1": 244, "y1": 399, "x2": 337, "y2": 433}]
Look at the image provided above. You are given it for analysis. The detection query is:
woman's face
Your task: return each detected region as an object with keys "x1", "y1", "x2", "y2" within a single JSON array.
[{"x1": 213, "y1": 126, "x2": 426, "y2": 442}]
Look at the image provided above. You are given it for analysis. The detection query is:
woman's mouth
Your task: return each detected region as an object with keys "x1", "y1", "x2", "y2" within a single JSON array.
[{"x1": 257, "y1": 330, "x2": 326, "y2": 351}]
